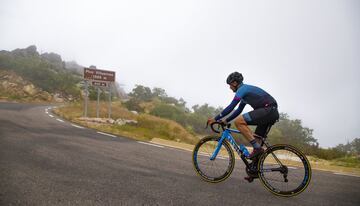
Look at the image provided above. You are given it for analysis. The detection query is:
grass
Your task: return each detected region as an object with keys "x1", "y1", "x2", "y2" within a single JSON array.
[
  {"x1": 330, "y1": 156, "x2": 360, "y2": 168},
  {"x1": 306, "y1": 156, "x2": 360, "y2": 176},
  {"x1": 53, "y1": 101, "x2": 198, "y2": 144}
]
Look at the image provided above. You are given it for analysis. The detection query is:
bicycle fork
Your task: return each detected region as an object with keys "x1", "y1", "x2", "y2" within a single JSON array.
[{"x1": 210, "y1": 133, "x2": 227, "y2": 161}]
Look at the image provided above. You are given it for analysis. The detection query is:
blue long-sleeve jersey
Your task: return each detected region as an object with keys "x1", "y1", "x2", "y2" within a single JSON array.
[{"x1": 215, "y1": 83, "x2": 277, "y2": 122}]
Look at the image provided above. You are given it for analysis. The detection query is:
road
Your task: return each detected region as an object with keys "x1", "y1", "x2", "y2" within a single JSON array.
[{"x1": 0, "y1": 102, "x2": 359, "y2": 206}]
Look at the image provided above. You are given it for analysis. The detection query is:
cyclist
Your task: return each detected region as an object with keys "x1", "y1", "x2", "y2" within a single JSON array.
[{"x1": 208, "y1": 72, "x2": 279, "y2": 159}]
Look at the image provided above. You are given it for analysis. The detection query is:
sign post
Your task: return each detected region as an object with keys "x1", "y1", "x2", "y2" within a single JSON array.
[
  {"x1": 97, "y1": 87, "x2": 101, "y2": 118},
  {"x1": 83, "y1": 67, "x2": 116, "y2": 119},
  {"x1": 108, "y1": 84, "x2": 112, "y2": 118},
  {"x1": 84, "y1": 80, "x2": 88, "y2": 117}
]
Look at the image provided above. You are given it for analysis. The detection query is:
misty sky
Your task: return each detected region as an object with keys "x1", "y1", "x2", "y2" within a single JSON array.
[{"x1": 1, "y1": 0, "x2": 359, "y2": 147}]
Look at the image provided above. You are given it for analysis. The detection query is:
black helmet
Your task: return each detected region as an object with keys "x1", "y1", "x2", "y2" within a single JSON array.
[{"x1": 226, "y1": 72, "x2": 243, "y2": 84}]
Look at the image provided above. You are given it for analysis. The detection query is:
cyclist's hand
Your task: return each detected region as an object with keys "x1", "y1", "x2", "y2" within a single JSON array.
[
  {"x1": 219, "y1": 119, "x2": 228, "y2": 126},
  {"x1": 207, "y1": 118, "x2": 216, "y2": 126}
]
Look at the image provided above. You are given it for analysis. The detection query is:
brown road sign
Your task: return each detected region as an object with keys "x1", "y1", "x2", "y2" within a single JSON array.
[
  {"x1": 91, "y1": 81, "x2": 108, "y2": 87},
  {"x1": 84, "y1": 68, "x2": 115, "y2": 82}
]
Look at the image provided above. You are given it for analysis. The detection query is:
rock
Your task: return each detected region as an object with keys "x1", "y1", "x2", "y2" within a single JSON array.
[
  {"x1": 12, "y1": 45, "x2": 39, "y2": 57},
  {"x1": 1, "y1": 80, "x2": 11, "y2": 89},
  {"x1": 23, "y1": 84, "x2": 36, "y2": 95},
  {"x1": 25, "y1": 45, "x2": 38, "y2": 55},
  {"x1": 34, "y1": 92, "x2": 52, "y2": 101},
  {"x1": 41, "y1": 52, "x2": 63, "y2": 64},
  {"x1": 78, "y1": 117, "x2": 116, "y2": 125},
  {"x1": 53, "y1": 93, "x2": 64, "y2": 102},
  {"x1": 125, "y1": 120, "x2": 138, "y2": 125},
  {"x1": 0, "y1": 70, "x2": 52, "y2": 102},
  {"x1": 114, "y1": 118, "x2": 138, "y2": 125},
  {"x1": 130, "y1": 111, "x2": 138, "y2": 115},
  {"x1": 115, "y1": 118, "x2": 126, "y2": 126}
]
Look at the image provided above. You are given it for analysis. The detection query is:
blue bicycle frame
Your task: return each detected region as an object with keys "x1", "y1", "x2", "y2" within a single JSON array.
[{"x1": 210, "y1": 128, "x2": 245, "y2": 161}]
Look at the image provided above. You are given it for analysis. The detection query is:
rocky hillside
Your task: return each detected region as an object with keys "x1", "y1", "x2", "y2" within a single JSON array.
[
  {"x1": 0, "y1": 45, "x2": 126, "y2": 102},
  {"x1": 0, "y1": 70, "x2": 53, "y2": 102}
]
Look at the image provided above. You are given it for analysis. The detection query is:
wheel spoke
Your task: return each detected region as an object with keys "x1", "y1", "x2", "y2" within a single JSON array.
[
  {"x1": 193, "y1": 137, "x2": 235, "y2": 183},
  {"x1": 258, "y1": 145, "x2": 311, "y2": 196}
]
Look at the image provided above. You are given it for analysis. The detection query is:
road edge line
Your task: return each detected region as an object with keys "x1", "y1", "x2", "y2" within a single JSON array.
[
  {"x1": 137, "y1": 141, "x2": 164, "y2": 148},
  {"x1": 97, "y1": 131, "x2": 117, "y2": 138}
]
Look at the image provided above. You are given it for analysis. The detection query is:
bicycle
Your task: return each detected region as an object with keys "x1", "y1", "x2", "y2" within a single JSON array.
[{"x1": 192, "y1": 122, "x2": 312, "y2": 197}]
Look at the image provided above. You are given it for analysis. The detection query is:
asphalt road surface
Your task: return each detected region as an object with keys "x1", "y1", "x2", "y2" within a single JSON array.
[{"x1": 1, "y1": 102, "x2": 359, "y2": 206}]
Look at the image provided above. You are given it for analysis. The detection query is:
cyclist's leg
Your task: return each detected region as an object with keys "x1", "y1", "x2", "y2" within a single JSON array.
[
  {"x1": 234, "y1": 115, "x2": 263, "y2": 159},
  {"x1": 235, "y1": 107, "x2": 279, "y2": 158},
  {"x1": 251, "y1": 107, "x2": 279, "y2": 140},
  {"x1": 234, "y1": 107, "x2": 278, "y2": 139},
  {"x1": 234, "y1": 107, "x2": 271, "y2": 141},
  {"x1": 234, "y1": 116, "x2": 255, "y2": 142},
  {"x1": 254, "y1": 124, "x2": 269, "y2": 139}
]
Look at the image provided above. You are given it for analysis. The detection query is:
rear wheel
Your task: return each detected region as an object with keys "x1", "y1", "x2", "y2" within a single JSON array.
[
  {"x1": 192, "y1": 136, "x2": 235, "y2": 183},
  {"x1": 258, "y1": 144, "x2": 311, "y2": 197}
]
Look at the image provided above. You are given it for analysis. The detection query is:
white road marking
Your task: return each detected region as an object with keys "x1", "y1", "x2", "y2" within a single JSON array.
[
  {"x1": 137, "y1": 141, "x2": 164, "y2": 148},
  {"x1": 333, "y1": 173, "x2": 360, "y2": 178},
  {"x1": 56, "y1": 118, "x2": 64, "y2": 122},
  {"x1": 97, "y1": 132, "x2": 117, "y2": 138},
  {"x1": 49, "y1": 114, "x2": 54, "y2": 118},
  {"x1": 71, "y1": 124, "x2": 84, "y2": 129},
  {"x1": 45, "y1": 111, "x2": 48, "y2": 114},
  {"x1": 149, "y1": 142, "x2": 193, "y2": 152}
]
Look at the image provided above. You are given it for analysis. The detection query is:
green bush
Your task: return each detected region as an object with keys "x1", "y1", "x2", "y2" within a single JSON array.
[
  {"x1": 123, "y1": 98, "x2": 144, "y2": 112},
  {"x1": 150, "y1": 103, "x2": 187, "y2": 125},
  {"x1": 331, "y1": 156, "x2": 360, "y2": 168}
]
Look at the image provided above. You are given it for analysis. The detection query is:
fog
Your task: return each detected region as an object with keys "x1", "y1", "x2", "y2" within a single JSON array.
[{"x1": 1, "y1": 0, "x2": 359, "y2": 147}]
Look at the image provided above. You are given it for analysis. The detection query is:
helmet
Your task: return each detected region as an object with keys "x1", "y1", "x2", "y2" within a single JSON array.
[{"x1": 226, "y1": 72, "x2": 243, "y2": 84}]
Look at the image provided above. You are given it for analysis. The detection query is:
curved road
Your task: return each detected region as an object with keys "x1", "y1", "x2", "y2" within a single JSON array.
[{"x1": 0, "y1": 102, "x2": 359, "y2": 205}]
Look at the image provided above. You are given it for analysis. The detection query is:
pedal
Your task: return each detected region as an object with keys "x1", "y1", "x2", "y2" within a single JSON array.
[{"x1": 244, "y1": 176, "x2": 254, "y2": 183}]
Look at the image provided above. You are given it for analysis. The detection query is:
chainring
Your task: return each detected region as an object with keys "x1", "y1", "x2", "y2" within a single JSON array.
[{"x1": 246, "y1": 159, "x2": 259, "y2": 178}]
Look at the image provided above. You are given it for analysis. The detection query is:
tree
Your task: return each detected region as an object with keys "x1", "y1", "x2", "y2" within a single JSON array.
[
  {"x1": 150, "y1": 103, "x2": 187, "y2": 126},
  {"x1": 273, "y1": 113, "x2": 318, "y2": 149},
  {"x1": 152, "y1": 87, "x2": 167, "y2": 98},
  {"x1": 123, "y1": 98, "x2": 144, "y2": 112},
  {"x1": 335, "y1": 138, "x2": 360, "y2": 155},
  {"x1": 128, "y1": 85, "x2": 152, "y2": 101},
  {"x1": 352, "y1": 138, "x2": 360, "y2": 154},
  {"x1": 192, "y1": 104, "x2": 220, "y2": 117}
]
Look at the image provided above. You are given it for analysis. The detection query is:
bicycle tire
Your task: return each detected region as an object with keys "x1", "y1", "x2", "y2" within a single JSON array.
[
  {"x1": 192, "y1": 136, "x2": 235, "y2": 183},
  {"x1": 258, "y1": 144, "x2": 312, "y2": 197}
]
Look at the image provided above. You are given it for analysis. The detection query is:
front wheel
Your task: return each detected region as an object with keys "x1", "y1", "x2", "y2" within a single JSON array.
[
  {"x1": 258, "y1": 144, "x2": 312, "y2": 197},
  {"x1": 192, "y1": 136, "x2": 235, "y2": 183}
]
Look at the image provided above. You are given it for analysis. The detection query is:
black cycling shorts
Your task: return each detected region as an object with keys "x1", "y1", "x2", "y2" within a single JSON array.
[{"x1": 242, "y1": 106, "x2": 279, "y2": 137}]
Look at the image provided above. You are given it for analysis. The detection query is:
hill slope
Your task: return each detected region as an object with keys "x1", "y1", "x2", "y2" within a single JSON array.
[
  {"x1": 0, "y1": 70, "x2": 52, "y2": 102},
  {"x1": 0, "y1": 45, "x2": 126, "y2": 102}
]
